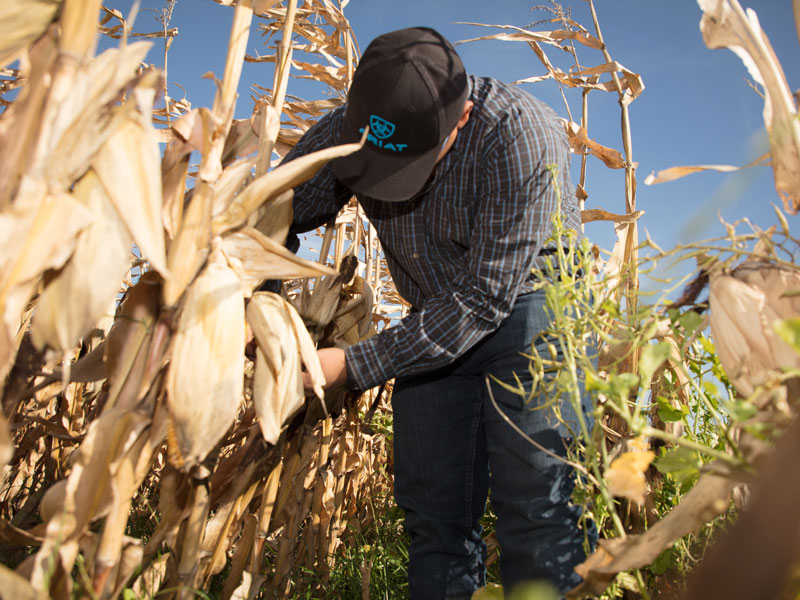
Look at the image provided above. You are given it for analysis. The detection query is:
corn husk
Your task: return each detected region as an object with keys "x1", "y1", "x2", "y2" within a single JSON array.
[
  {"x1": 219, "y1": 226, "x2": 336, "y2": 297},
  {"x1": 0, "y1": 177, "x2": 93, "y2": 380},
  {"x1": 709, "y1": 260, "x2": 800, "y2": 397},
  {"x1": 247, "y1": 292, "x2": 325, "y2": 445},
  {"x1": 166, "y1": 247, "x2": 245, "y2": 470},
  {"x1": 31, "y1": 42, "x2": 153, "y2": 191},
  {"x1": 30, "y1": 170, "x2": 131, "y2": 354},
  {"x1": 211, "y1": 138, "x2": 365, "y2": 236},
  {"x1": 0, "y1": 0, "x2": 60, "y2": 69},
  {"x1": 93, "y1": 81, "x2": 168, "y2": 278}
]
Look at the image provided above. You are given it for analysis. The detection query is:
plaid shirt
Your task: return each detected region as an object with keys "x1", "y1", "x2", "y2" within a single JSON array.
[{"x1": 286, "y1": 76, "x2": 582, "y2": 392}]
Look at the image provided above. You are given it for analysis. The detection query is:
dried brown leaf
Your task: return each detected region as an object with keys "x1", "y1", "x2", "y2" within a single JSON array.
[
  {"x1": 581, "y1": 208, "x2": 644, "y2": 224},
  {"x1": 570, "y1": 469, "x2": 736, "y2": 598},
  {"x1": 211, "y1": 137, "x2": 365, "y2": 236},
  {"x1": 562, "y1": 120, "x2": 625, "y2": 169},
  {"x1": 220, "y1": 226, "x2": 336, "y2": 297},
  {"x1": 699, "y1": 0, "x2": 800, "y2": 213}
]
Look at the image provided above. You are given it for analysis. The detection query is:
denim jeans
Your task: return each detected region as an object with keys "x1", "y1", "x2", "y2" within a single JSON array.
[{"x1": 391, "y1": 290, "x2": 595, "y2": 599}]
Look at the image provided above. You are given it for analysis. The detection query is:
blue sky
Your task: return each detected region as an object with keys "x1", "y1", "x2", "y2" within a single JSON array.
[{"x1": 102, "y1": 0, "x2": 799, "y2": 268}]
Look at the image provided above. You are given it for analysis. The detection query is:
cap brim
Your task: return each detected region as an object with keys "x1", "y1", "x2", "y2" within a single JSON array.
[{"x1": 332, "y1": 117, "x2": 442, "y2": 202}]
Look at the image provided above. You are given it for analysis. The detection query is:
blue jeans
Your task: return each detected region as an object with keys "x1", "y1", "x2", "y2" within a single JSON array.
[{"x1": 391, "y1": 291, "x2": 595, "y2": 599}]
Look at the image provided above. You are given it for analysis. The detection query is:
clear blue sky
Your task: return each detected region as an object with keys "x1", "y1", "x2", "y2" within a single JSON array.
[{"x1": 102, "y1": 0, "x2": 800, "y2": 270}]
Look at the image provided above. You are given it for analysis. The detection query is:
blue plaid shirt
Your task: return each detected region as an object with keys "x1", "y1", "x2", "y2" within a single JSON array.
[{"x1": 285, "y1": 76, "x2": 582, "y2": 392}]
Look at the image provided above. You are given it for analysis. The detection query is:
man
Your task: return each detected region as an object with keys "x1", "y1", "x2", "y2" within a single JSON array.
[{"x1": 285, "y1": 26, "x2": 593, "y2": 598}]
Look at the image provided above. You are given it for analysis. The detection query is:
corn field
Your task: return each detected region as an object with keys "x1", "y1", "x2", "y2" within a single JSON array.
[{"x1": 1, "y1": 1, "x2": 799, "y2": 599}]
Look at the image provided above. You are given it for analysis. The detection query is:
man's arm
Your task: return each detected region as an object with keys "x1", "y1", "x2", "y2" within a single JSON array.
[{"x1": 283, "y1": 107, "x2": 354, "y2": 238}]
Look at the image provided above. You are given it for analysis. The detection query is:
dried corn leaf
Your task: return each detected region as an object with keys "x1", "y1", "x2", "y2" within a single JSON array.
[
  {"x1": 104, "y1": 271, "x2": 161, "y2": 410},
  {"x1": 581, "y1": 208, "x2": 644, "y2": 224},
  {"x1": 247, "y1": 292, "x2": 324, "y2": 444},
  {"x1": 211, "y1": 137, "x2": 365, "y2": 236},
  {"x1": 32, "y1": 407, "x2": 152, "y2": 593},
  {"x1": 212, "y1": 157, "x2": 258, "y2": 220},
  {"x1": 604, "y1": 438, "x2": 655, "y2": 505},
  {"x1": 163, "y1": 180, "x2": 214, "y2": 307},
  {"x1": 571, "y1": 469, "x2": 737, "y2": 597},
  {"x1": 107, "y1": 537, "x2": 145, "y2": 600},
  {"x1": 59, "y1": 0, "x2": 103, "y2": 57},
  {"x1": 644, "y1": 153, "x2": 769, "y2": 185},
  {"x1": 253, "y1": 188, "x2": 293, "y2": 243},
  {"x1": 562, "y1": 120, "x2": 625, "y2": 169},
  {"x1": 575, "y1": 61, "x2": 645, "y2": 104},
  {"x1": 166, "y1": 247, "x2": 245, "y2": 470},
  {"x1": 94, "y1": 88, "x2": 168, "y2": 278},
  {"x1": 0, "y1": 412, "x2": 11, "y2": 471},
  {"x1": 30, "y1": 170, "x2": 131, "y2": 354},
  {"x1": 220, "y1": 226, "x2": 336, "y2": 296},
  {"x1": 456, "y1": 22, "x2": 604, "y2": 50},
  {"x1": 699, "y1": 0, "x2": 800, "y2": 213},
  {"x1": 0, "y1": 0, "x2": 60, "y2": 69},
  {"x1": 161, "y1": 138, "x2": 192, "y2": 242}
]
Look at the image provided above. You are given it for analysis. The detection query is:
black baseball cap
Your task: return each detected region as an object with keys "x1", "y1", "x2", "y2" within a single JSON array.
[{"x1": 332, "y1": 27, "x2": 469, "y2": 202}]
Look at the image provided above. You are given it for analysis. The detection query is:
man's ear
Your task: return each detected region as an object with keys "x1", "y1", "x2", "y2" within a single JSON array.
[{"x1": 457, "y1": 100, "x2": 474, "y2": 129}]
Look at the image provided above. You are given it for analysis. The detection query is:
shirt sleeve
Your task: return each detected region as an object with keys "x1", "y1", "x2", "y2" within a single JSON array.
[
  {"x1": 284, "y1": 108, "x2": 353, "y2": 236},
  {"x1": 345, "y1": 117, "x2": 573, "y2": 392}
]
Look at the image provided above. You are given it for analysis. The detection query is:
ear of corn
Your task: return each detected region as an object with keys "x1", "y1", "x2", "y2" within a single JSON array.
[
  {"x1": 0, "y1": 180, "x2": 94, "y2": 379},
  {"x1": 709, "y1": 261, "x2": 800, "y2": 398},
  {"x1": 166, "y1": 246, "x2": 245, "y2": 470},
  {"x1": 93, "y1": 74, "x2": 169, "y2": 279},
  {"x1": 247, "y1": 292, "x2": 324, "y2": 444},
  {"x1": 30, "y1": 169, "x2": 131, "y2": 355}
]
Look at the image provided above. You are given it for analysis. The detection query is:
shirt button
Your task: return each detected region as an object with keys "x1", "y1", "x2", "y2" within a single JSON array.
[{"x1": 412, "y1": 252, "x2": 420, "y2": 259}]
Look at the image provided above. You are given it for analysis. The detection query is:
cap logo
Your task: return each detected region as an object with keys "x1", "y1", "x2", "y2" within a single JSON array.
[
  {"x1": 359, "y1": 114, "x2": 408, "y2": 152},
  {"x1": 369, "y1": 115, "x2": 395, "y2": 139}
]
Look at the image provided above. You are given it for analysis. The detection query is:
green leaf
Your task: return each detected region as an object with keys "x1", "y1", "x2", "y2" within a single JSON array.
[
  {"x1": 584, "y1": 370, "x2": 608, "y2": 393},
  {"x1": 699, "y1": 335, "x2": 716, "y2": 356},
  {"x1": 678, "y1": 310, "x2": 704, "y2": 335},
  {"x1": 655, "y1": 447, "x2": 700, "y2": 486},
  {"x1": 774, "y1": 318, "x2": 800, "y2": 355},
  {"x1": 472, "y1": 584, "x2": 505, "y2": 600},
  {"x1": 657, "y1": 396, "x2": 684, "y2": 423},
  {"x1": 726, "y1": 399, "x2": 758, "y2": 422},
  {"x1": 608, "y1": 372, "x2": 640, "y2": 400},
  {"x1": 702, "y1": 380, "x2": 721, "y2": 398},
  {"x1": 639, "y1": 341, "x2": 672, "y2": 384},
  {"x1": 650, "y1": 547, "x2": 678, "y2": 576}
]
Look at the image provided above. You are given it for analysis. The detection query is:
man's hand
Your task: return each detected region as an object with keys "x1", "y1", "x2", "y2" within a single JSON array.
[{"x1": 303, "y1": 347, "x2": 347, "y2": 395}]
